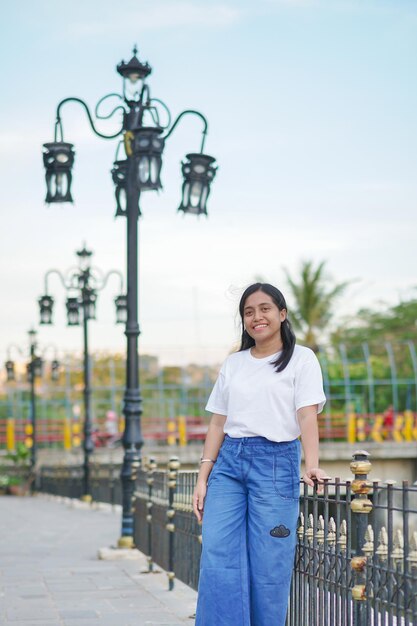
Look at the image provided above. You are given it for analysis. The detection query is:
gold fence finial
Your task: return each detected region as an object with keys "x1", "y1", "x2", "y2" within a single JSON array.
[{"x1": 362, "y1": 524, "x2": 374, "y2": 558}]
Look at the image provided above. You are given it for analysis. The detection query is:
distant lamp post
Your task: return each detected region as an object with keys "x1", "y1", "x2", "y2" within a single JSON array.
[
  {"x1": 38, "y1": 244, "x2": 125, "y2": 501},
  {"x1": 5, "y1": 330, "x2": 60, "y2": 472},
  {"x1": 42, "y1": 45, "x2": 218, "y2": 547}
]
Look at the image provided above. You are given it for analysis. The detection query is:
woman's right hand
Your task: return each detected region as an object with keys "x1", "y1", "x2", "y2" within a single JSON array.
[
  {"x1": 193, "y1": 479, "x2": 208, "y2": 522},
  {"x1": 192, "y1": 413, "x2": 226, "y2": 522}
]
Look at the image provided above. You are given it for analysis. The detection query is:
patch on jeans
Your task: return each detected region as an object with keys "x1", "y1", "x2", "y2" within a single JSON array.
[{"x1": 270, "y1": 524, "x2": 290, "y2": 538}]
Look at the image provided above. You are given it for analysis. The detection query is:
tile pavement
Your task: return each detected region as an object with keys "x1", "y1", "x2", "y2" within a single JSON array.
[{"x1": 0, "y1": 495, "x2": 197, "y2": 625}]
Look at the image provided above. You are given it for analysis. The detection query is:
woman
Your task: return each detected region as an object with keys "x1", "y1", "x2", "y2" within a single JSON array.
[{"x1": 193, "y1": 283, "x2": 328, "y2": 626}]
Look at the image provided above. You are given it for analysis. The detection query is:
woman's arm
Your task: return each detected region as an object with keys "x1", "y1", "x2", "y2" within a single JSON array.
[
  {"x1": 297, "y1": 404, "x2": 330, "y2": 492},
  {"x1": 193, "y1": 413, "x2": 226, "y2": 522}
]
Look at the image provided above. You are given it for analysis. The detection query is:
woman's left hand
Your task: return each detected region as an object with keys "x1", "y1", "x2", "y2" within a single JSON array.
[{"x1": 302, "y1": 467, "x2": 331, "y2": 493}]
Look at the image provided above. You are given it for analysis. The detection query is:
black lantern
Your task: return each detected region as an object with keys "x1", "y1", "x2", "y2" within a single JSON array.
[
  {"x1": 33, "y1": 357, "x2": 43, "y2": 378},
  {"x1": 26, "y1": 359, "x2": 43, "y2": 382},
  {"x1": 117, "y1": 46, "x2": 151, "y2": 84},
  {"x1": 5, "y1": 360, "x2": 15, "y2": 382},
  {"x1": 39, "y1": 295, "x2": 54, "y2": 325},
  {"x1": 51, "y1": 359, "x2": 60, "y2": 382},
  {"x1": 111, "y1": 159, "x2": 128, "y2": 217},
  {"x1": 84, "y1": 289, "x2": 97, "y2": 320},
  {"x1": 115, "y1": 294, "x2": 128, "y2": 324},
  {"x1": 43, "y1": 142, "x2": 75, "y2": 203},
  {"x1": 133, "y1": 128, "x2": 165, "y2": 191},
  {"x1": 178, "y1": 153, "x2": 217, "y2": 215},
  {"x1": 66, "y1": 297, "x2": 80, "y2": 326}
]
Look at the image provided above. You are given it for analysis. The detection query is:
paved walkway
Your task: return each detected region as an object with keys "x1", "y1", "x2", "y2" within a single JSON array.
[{"x1": 0, "y1": 495, "x2": 197, "y2": 626}]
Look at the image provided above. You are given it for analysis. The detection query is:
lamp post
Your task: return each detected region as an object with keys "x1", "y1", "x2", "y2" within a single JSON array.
[
  {"x1": 28, "y1": 329, "x2": 37, "y2": 471},
  {"x1": 5, "y1": 329, "x2": 59, "y2": 472},
  {"x1": 42, "y1": 46, "x2": 217, "y2": 547},
  {"x1": 38, "y1": 244, "x2": 126, "y2": 501}
]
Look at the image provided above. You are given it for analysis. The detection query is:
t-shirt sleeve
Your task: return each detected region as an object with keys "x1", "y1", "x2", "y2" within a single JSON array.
[
  {"x1": 205, "y1": 367, "x2": 227, "y2": 416},
  {"x1": 294, "y1": 354, "x2": 326, "y2": 414}
]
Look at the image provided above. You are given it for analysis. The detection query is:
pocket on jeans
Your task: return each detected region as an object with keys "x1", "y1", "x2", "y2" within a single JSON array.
[
  {"x1": 207, "y1": 450, "x2": 224, "y2": 487},
  {"x1": 273, "y1": 452, "x2": 300, "y2": 500}
]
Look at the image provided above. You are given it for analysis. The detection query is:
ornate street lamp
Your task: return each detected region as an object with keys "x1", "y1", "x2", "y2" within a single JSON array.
[
  {"x1": 42, "y1": 45, "x2": 218, "y2": 548},
  {"x1": 5, "y1": 330, "x2": 60, "y2": 473},
  {"x1": 38, "y1": 245, "x2": 125, "y2": 500}
]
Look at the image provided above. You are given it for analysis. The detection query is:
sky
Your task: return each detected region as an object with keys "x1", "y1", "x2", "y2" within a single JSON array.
[{"x1": 1, "y1": 0, "x2": 417, "y2": 367}]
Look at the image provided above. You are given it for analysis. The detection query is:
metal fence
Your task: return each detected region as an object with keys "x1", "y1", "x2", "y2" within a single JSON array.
[
  {"x1": 288, "y1": 455, "x2": 417, "y2": 625},
  {"x1": 39, "y1": 463, "x2": 122, "y2": 504},
  {"x1": 135, "y1": 451, "x2": 417, "y2": 625},
  {"x1": 134, "y1": 458, "x2": 202, "y2": 590},
  {"x1": 37, "y1": 451, "x2": 417, "y2": 625}
]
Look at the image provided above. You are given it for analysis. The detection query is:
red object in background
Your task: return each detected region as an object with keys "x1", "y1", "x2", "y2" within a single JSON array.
[
  {"x1": 383, "y1": 405, "x2": 394, "y2": 431},
  {"x1": 92, "y1": 429, "x2": 116, "y2": 448},
  {"x1": 90, "y1": 411, "x2": 122, "y2": 448}
]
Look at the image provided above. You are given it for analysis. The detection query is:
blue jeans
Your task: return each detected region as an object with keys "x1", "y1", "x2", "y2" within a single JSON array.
[{"x1": 195, "y1": 435, "x2": 301, "y2": 626}]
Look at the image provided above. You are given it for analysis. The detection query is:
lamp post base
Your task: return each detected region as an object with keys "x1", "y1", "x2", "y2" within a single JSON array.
[
  {"x1": 117, "y1": 536, "x2": 135, "y2": 549},
  {"x1": 98, "y1": 545, "x2": 141, "y2": 560}
]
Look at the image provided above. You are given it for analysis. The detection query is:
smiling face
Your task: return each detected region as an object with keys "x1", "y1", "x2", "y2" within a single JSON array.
[{"x1": 243, "y1": 290, "x2": 287, "y2": 348}]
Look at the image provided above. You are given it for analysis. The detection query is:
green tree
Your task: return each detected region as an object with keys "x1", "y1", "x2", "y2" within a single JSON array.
[
  {"x1": 329, "y1": 296, "x2": 417, "y2": 413},
  {"x1": 331, "y1": 297, "x2": 417, "y2": 346},
  {"x1": 284, "y1": 260, "x2": 351, "y2": 351}
]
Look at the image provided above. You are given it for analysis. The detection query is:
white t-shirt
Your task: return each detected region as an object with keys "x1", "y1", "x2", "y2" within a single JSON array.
[{"x1": 205, "y1": 345, "x2": 326, "y2": 442}]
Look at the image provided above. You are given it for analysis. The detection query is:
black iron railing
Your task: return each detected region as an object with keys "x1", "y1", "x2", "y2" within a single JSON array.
[
  {"x1": 39, "y1": 463, "x2": 122, "y2": 504},
  {"x1": 37, "y1": 451, "x2": 417, "y2": 625},
  {"x1": 287, "y1": 453, "x2": 417, "y2": 625}
]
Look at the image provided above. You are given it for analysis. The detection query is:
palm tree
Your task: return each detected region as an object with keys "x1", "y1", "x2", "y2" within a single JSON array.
[{"x1": 284, "y1": 260, "x2": 350, "y2": 351}]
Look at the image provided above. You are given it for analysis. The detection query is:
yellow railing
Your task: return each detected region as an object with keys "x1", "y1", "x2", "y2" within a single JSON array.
[{"x1": 1, "y1": 412, "x2": 417, "y2": 449}]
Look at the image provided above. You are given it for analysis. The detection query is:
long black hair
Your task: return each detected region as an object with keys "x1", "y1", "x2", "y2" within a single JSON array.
[{"x1": 238, "y1": 282, "x2": 296, "y2": 372}]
